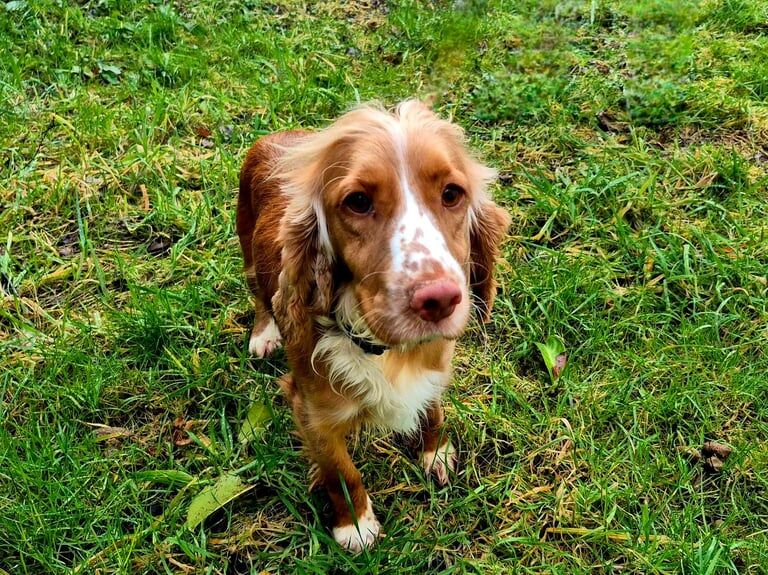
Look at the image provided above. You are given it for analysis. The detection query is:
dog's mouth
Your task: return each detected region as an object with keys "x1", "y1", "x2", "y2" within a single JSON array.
[{"x1": 331, "y1": 286, "x2": 470, "y2": 352}]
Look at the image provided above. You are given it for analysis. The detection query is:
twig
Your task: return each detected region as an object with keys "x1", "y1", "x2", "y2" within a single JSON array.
[
  {"x1": 19, "y1": 117, "x2": 56, "y2": 174},
  {"x1": 545, "y1": 526, "x2": 673, "y2": 545}
]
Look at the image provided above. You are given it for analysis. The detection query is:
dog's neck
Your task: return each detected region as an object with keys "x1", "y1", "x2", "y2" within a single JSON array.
[{"x1": 329, "y1": 313, "x2": 389, "y2": 356}]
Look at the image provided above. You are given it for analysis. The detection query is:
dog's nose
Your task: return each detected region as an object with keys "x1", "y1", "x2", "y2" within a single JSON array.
[{"x1": 410, "y1": 281, "x2": 462, "y2": 322}]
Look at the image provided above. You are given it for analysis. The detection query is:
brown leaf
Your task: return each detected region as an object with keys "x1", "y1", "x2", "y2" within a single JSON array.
[
  {"x1": 173, "y1": 432, "x2": 193, "y2": 447},
  {"x1": 702, "y1": 441, "x2": 733, "y2": 460},
  {"x1": 57, "y1": 231, "x2": 80, "y2": 257},
  {"x1": 552, "y1": 353, "x2": 567, "y2": 379},
  {"x1": 139, "y1": 184, "x2": 150, "y2": 212},
  {"x1": 166, "y1": 557, "x2": 195, "y2": 573},
  {"x1": 147, "y1": 237, "x2": 173, "y2": 256},
  {"x1": 498, "y1": 171, "x2": 515, "y2": 185},
  {"x1": 88, "y1": 423, "x2": 132, "y2": 443},
  {"x1": 680, "y1": 442, "x2": 733, "y2": 474},
  {"x1": 596, "y1": 110, "x2": 628, "y2": 133},
  {"x1": 704, "y1": 455, "x2": 724, "y2": 473},
  {"x1": 193, "y1": 125, "x2": 212, "y2": 138},
  {"x1": 590, "y1": 59, "x2": 611, "y2": 74},
  {"x1": 173, "y1": 417, "x2": 210, "y2": 447}
]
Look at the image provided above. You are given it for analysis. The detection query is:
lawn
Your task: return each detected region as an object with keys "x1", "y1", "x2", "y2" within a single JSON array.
[{"x1": 1, "y1": 0, "x2": 767, "y2": 573}]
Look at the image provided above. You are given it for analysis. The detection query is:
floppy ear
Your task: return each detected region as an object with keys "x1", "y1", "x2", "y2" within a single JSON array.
[
  {"x1": 272, "y1": 198, "x2": 334, "y2": 341},
  {"x1": 470, "y1": 200, "x2": 510, "y2": 322}
]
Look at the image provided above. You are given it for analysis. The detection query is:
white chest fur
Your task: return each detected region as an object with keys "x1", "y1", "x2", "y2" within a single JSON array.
[{"x1": 312, "y1": 332, "x2": 451, "y2": 433}]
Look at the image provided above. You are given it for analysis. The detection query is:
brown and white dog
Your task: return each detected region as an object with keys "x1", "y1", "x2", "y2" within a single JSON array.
[{"x1": 237, "y1": 100, "x2": 509, "y2": 552}]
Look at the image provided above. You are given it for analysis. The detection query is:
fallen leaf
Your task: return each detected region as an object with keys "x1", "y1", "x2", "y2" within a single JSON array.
[
  {"x1": 88, "y1": 423, "x2": 132, "y2": 442},
  {"x1": 186, "y1": 474, "x2": 254, "y2": 530},
  {"x1": 57, "y1": 231, "x2": 80, "y2": 257},
  {"x1": 38, "y1": 263, "x2": 76, "y2": 285},
  {"x1": 238, "y1": 401, "x2": 270, "y2": 444},
  {"x1": 596, "y1": 109, "x2": 628, "y2": 133},
  {"x1": 552, "y1": 353, "x2": 568, "y2": 379},
  {"x1": 139, "y1": 184, "x2": 150, "y2": 211},
  {"x1": 704, "y1": 455, "x2": 724, "y2": 473},
  {"x1": 678, "y1": 442, "x2": 733, "y2": 474},
  {"x1": 147, "y1": 237, "x2": 173, "y2": 256},
  {"x1": 173, "y1": 417, "x2": 209, "y2": 447},
  {"x1": 702, "y1": 441, "x2": 732, "y2": 473},
  {"x1": 193, "y1": 125, "x2": 212, "y2": 138},
  {"x1": 167, "y1": 557, "x2": 195, "y2": 573},
  {"x1": 702, "y1": 441, "x2": 733, "y2": 460},
  {"x1": 590, "y1": 59, "x2": 611, "y2": 74},
  {"x1": 535, "y1": 336, "x2": 566, "y2": 382}
]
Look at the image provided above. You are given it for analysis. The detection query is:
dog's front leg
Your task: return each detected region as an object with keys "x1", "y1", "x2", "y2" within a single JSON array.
[
  {"x1": 306, "y1": 421, "x2": 381, "y2": 552},
  {"x1": 419, "y1": 401, "x2": 457, "y2": 486}
]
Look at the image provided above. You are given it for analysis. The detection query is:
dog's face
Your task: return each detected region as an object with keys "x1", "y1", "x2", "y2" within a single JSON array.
[
  {"x1": 322, "y1": 116, "x2": 479, "y2": 345},
  {"x1": 275, "y1": 101, "x2": 510, "y2": 347}
]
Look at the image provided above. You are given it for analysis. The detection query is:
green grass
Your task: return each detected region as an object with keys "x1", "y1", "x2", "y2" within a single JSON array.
[{"x1": 2, "y1": 0, "x2": 767, "y2": 573}]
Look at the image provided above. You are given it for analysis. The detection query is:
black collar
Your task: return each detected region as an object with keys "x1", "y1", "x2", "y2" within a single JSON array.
[
  {"x1": 344, "y1": 331, "x2": 389, "y2": 356},
  {"x1": 331, "y1": 314, "x2": 389, "y2": 356}
]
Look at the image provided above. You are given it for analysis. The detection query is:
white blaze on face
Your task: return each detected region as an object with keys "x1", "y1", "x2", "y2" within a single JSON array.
[{"x1": 386, "y1": 122, "x2": 465, "y2": 281}]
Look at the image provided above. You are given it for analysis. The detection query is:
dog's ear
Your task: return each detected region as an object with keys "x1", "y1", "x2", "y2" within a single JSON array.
[
  {"x1": 469, "y1": 200, "x2": 510, "y2": 322},
  {"x1": 272, "y1": 198, "x2": 334, "y2": 341}
]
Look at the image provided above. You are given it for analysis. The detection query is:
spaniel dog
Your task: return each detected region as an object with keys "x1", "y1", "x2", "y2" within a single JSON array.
[{"x1": 237, "y1": 100, "x2": 509, "y2": 551}]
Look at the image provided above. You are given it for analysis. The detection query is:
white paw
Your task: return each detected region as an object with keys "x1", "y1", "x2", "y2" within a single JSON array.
[
  {"x1": 422, "y1": 441, "x2": 457, "y2": 486},
  {"x1": 248, "y1": 318, "x2": 282, "y2": 357},
  {"x1": 332, "y1": 496, "x2": 380, "y2": 553}
]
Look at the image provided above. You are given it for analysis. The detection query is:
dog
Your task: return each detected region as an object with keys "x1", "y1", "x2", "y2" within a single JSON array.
[{"x1": 237, "y1": 100, "x2": 509, "y2": 551}]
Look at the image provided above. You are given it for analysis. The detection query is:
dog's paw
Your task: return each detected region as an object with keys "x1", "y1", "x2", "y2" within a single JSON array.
[
  {"x1": 332, "y1": 496, "x2": 380, "y2": 553},
  {"x1": 248, "y1": 318, "x2": 282, "y2": 357},
  {"x1": 421, "y1": 441, "x2": 457, "y2": 486}
]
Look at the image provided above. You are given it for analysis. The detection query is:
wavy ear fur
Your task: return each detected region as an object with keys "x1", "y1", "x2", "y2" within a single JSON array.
[
  {"x1": 272, "y1": 197, "x2": 334, "y2": 342},
  {"x1": 268, "y1": 105, "x2": 395, "y2": 341},
  {"x1": 470, "y1": 200, "x2": 510, "y2": 322}
]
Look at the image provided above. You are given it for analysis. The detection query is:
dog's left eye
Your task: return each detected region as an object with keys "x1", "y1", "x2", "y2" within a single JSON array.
[{"x1": 442, "y1": 184, "x2": 465, "y2": 208}]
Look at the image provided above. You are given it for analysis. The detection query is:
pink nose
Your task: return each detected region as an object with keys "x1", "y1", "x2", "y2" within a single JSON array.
[{"x1": 410, "y1": 281, "x2": 462, "y2": 323}]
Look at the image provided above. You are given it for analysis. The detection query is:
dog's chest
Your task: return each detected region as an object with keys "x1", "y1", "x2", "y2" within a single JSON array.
[
  {"x1": 366, "y1": 359, "x2": 446, "y2": 432},
  {"x1": 315, "y1": 334, "x2": 450, "y2": 433}
]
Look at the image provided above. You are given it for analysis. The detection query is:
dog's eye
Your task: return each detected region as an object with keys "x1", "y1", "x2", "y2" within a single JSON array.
[
  {"x1": 442, "y1": 184, "x2": 465, "y2": 208},
  {"x1": 343, "y1": 192, "x2": 374, "y2": 215}
]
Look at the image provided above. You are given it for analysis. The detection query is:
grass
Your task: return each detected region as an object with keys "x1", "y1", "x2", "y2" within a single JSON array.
[{"x1": 1, "y1": 0, "x2": 767, "y2": 573}]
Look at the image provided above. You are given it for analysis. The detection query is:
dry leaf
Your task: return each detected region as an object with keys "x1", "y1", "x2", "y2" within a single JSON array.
[
  {"x1": 139, "y1": 184, "x2": 150, "y2": 211},
  {"x1": 88, "y1": 423, "x2": 132, "y2": 443},
  {"x1": 173, "y1": 417, "x2": 209, "y2": 447},
  {"x1": 702, "y1": 441, "x2": 732, "y2": 473},
  {"x1": 678, "y1": 441, "x2": 733, "y2": 474},
  {"x1": 553, "y1": 353, "x2": 568, "y2": 379},
  {"x1": 702, "y1": 441, "x2": 733, "y2": 460},
  {"x1": 193, "y1": 125, "x2": 212, "y2": 138}
]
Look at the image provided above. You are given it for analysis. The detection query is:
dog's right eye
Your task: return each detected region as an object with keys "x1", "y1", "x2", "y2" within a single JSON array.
[{"x1": 343, "y1": 192, "x2": 374, "y2": 215}]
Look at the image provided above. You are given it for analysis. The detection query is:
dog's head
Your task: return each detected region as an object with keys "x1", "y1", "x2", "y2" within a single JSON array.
[{"x1": 273, "y1": 100, "x2": 510, "y2": 348}]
